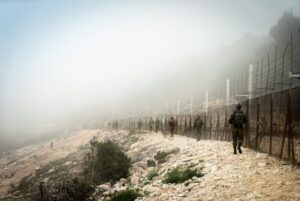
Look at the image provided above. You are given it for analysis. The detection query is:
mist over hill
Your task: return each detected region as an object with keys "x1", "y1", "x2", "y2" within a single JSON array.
[{"x1": 0, "y1": 1, "x2": 299, "y2": 152}]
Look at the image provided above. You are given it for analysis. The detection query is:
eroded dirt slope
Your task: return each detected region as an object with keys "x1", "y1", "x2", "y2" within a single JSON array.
[{"x1": 0, "y1": 130, "x2": 98, "y2": 197}]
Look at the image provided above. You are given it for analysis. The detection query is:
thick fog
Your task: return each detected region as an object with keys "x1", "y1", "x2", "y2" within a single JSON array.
[{"x1": 0, "y1": 0, "x2": 299, "y2": 150}]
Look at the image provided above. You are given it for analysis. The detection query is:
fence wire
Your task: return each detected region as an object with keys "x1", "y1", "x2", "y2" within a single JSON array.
[{"x1": 114, "y1": 35, "x2": 300, "y2": 165}]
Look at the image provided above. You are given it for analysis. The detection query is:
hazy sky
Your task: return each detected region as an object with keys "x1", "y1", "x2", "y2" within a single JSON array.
[{"x1": 0, "y1": 0, "x2": 299, "y2": 135}]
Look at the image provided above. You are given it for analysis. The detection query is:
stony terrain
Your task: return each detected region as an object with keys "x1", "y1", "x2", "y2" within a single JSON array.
[
  {"x1": 94, "y1": 131, "x2": 300, "y2": 201},
  {"x1": 0, "y1": 129, "x2": 299, "y2": 201}
]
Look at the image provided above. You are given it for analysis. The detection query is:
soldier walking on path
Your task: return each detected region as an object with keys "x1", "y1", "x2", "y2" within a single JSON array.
[
  {"x1": 169, "y1": 116, "x2": 176, "y2": 137},
  {"x1": 155, "y1": 117, "x2": 160, "y2": 133},
  {"x1": 114, "y1": 120, "x2": 119, "y2": 131},
  {"x1": 50, "y1": 141, "x2": 54, "y2": 149},
  {"x1": 229, "y1": 103, "x2": 247, "y2": 154},
  {"x1": 149, "y1": 118, "x2": 154, "y2": 132},
  {"x1": 194, "y1": 116, "x2": 204, "y2": 141},
  {"x1": 138, "y1": 119, "x2": 142, "y2": 131}
]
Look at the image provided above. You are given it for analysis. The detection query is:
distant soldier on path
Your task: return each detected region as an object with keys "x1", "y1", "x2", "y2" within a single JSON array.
[
  {"x1": 138, "y1": 119, "x2": 143, "y2": 130},
  {"x1": 114, "y1": 120, "x2": 119, "y2": 131},
  {"x1": 169, "y1": 116, "x2": 176, "y2": 137},
  {"x1": 149, "y1": 118, "x2": 154, "y2": 132},
  {"x1": 50, "y1": 141, "x2": 54, "y2": 149},
  {"x1": 155, "y1": 117, "x2": 160, "y2": 133},
  {"x1": 229, "y1": 103, "x2": 247, "y2": 154},
  {"x1": 194, "y1": 116, "x2": 204, "y2": 141}
]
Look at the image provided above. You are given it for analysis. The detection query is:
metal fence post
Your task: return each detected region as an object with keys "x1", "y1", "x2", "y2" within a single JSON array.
[
  {"x1": 270, "y1": 94, "x2": 273, "y2": 155},
  {"x1": 245, "y1": 99, "x2": 250, "y2": 147}
]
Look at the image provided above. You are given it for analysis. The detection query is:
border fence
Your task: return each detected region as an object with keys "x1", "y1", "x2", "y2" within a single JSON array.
[{"x1": 113, "y1": 34, "x2": 300, "y2": 165}]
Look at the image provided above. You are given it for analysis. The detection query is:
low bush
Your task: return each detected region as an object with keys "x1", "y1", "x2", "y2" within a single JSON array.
[
  {"x1": 126, "y1": 130, "x2": 139, "y2": 144},
  {"x1": 63, "y1": 178, "x2": 94, "y2": 200},
  {"x1": 146, "y1": 170, "x2": 159, "y2": 181},
  {"x1": 147, "y1": 159, "x2": 156, "y2": 167},
  {"x1": 162, "y1": 167, "x2": 204, "y2": 184},
  {"x1": 187, "y1": 160, "x2": 204, "y2": 168},
  {"x1": 84, "y1": 140, "x2": 131, "y2": 184},
  {"x1": 111, "y1": 188, "x2": 140, "y2": 201},
  {"x1": 128, "y1": 129, "x2": 135, "y2": 135},
  {"x1": 154, "y1": 148, "x2": 179, "y2": 164}
]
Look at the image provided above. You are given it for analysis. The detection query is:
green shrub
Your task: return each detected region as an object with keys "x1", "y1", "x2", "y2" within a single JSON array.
[
  {"x1": 128, "y1": 129, "x2": 135, "y2": 135},
  {"x1": 111, "y1": 188, "x2": 140, "y2": 201},
  {"x1": 187, "y1": 160, "x2": 204, "y2": 168},
  {"x1": 65, "y1": 178, "x2": 94, "y2": 200},
  {"x1": 146, "y1": 170, "x2": 159, "y2": 181},
  {"x1": 162, "y1": 167, "x2": 204, "y2": 184},
  {"x1": 46, "y1": 178, "x2": 94, "y2": 201},
  {"x1": 154, "y1": 148, "x2": 179, "y2": 164},
  {"x1": 16, "y1": 175, "x2": 35, "y2": 194},
  {"x1": 126, "y1": 130, "x2": 139, "y2": 144},
  {"x1": 85, "y1": 140, "x2": 131, "y2": 184},
  {"x1": 147, "y1": 159, "x2": 156, "y2": 167}
]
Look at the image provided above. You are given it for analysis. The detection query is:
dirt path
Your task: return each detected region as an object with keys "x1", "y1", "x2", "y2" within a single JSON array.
[
  {"x1": 126, "y1": 132, "x2": 300, "y2": 201},
  {"x1": 0, "y1": 129, "x2": 98, "y2": 197}
]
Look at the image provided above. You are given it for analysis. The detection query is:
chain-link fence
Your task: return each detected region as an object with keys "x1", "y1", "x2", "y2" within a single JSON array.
[{"x1": 114, "y1": 34, "x2": 300, "y2": 165}]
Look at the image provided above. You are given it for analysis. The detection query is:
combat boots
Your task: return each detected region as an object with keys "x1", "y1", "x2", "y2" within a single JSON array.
[
  {"x1": 237, "y1": 146, "x2": 242, "y2": 154},
  {"x1": 234, "y1": 148, "x2": 237, "y2": 154}
]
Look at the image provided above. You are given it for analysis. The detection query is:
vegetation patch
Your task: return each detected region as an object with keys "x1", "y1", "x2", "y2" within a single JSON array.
[
  {"x1": 10, "y1": 140, "x2": 132, "y2": 200},
  {"x1": 187, "y1": 160, "x2": 203, "y2": 168},
  {"x1": 49, "y1": 177, "x2": 94, "y2": 201},
  {"x1": 111, "y1": 188, "x2": 141, "y2": 201},
  {"x1": 128, "y1": 129, "x2": 135, "y2": 135},
  {"x1": 162, "y1": 167, "x2": 204, "y2": 184},
  {"x1": 147, "y1": 159, "x2": 156, "y2": 167},
  {"x1": 84, "y1": 140, "x2": 131, "y2": 184},
  {"x1": 146, "y1": 170, "x2": 159, "y2": 181},
  {"x1": 154, "y1": 148, "x2": 180, "y2": 164},
  {"x1": 121, "y1": 130, "x2": 139, "y2": 146},
  {"x1": 16, "y1": 174, "x2": 35, "y2": 195},
  {"x1": 10, "y1": 153, "x2": 77, "y2": 196}
]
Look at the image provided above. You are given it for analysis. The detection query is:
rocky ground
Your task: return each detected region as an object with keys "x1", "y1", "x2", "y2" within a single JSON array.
[
  {"x1": 0, "y1": 129, "x2": 299, "y2": 201},
  {"x1": 95, "y1": 131, "x2": 300, "y2": 201}
]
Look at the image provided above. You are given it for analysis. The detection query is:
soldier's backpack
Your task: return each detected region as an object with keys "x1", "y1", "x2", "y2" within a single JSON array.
[
  {"x1": 234, "y1": 111, "x2": 244, "y2": 127},
  {"x1": 195, "y1": 119, "x2": 203, "y2": 127},
  {"x1": 169, "y1": 119, "x2": 175, "y2": 127}
]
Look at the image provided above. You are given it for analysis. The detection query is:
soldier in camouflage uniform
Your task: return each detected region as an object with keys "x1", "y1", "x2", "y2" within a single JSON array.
[
  {"x1": 169, "y1": 116, "x2": 176, "y2": 137},
  {"x1": 114, "y1": 120, "x2": 119, "y2": 131},
  {"x1": 229, "y1": 103, "x2": 247, "y2": 154},
  {"x1": 194, "y1": 116, "x2": 204, "y2": 141},
  {"x1": 138, "y1": 119, "x2": 142, "y2": 130},
  {"x1": 149, "y1": 118, "x2": 154, "y2": 132},
  {"x1": 155, "y1": 117, "x2": 160, "y2": 133}
]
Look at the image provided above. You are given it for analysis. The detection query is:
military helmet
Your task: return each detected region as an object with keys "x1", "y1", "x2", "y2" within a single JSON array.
[{"x1": 235, "y1": 103, "x2": 242, "y2": 109}]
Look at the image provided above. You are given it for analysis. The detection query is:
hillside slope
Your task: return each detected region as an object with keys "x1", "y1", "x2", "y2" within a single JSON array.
[
  {"x1": 0, "y1": 130, "x2": 97, "y2": 197},
  {"x1": 1, "y1": 130, "x2": 299, "y2": 201}
]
